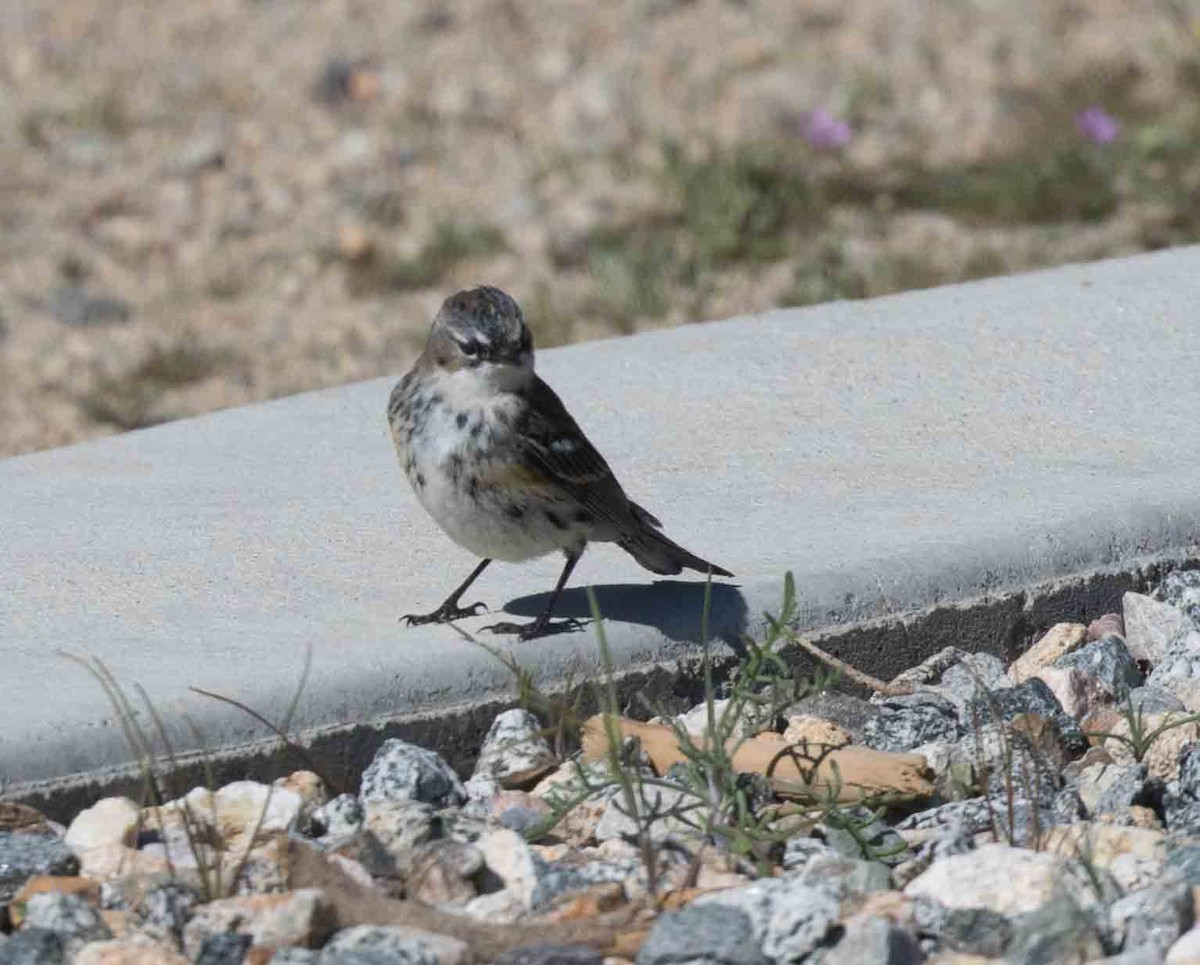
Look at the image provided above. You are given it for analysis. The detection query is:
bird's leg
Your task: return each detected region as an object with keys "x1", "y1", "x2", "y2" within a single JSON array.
[
  {"x1": 401, "y1": 558, "x2": 491, "y2": 625},
  {"x1": 485, "y1": 549, "x2": 587, "y2": 641}
]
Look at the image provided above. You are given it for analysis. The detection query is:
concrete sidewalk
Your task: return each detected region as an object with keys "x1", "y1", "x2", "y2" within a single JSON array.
[{"x1": 4, "y1": 247, "x2": 1200, "y2": 812}]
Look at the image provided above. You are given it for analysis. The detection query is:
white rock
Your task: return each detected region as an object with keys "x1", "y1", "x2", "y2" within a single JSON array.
[
  {"x1": 1035, "y1": 665, "x2": 1110, "y2": 720},
  {"x1": 1125, "y1": 592, "x2": 1192, "y2": 663},
  {"x1": 461, "y1": 887, "x2": 525, "y2": 923},
  {"x1": 75, "y1": 843, "x2": 169, "y2": 880},
  {"x1": 594, "y1": 785, "x2": 699, "y2": 844},
  {"x1": 324, "y1": 924, "x2": 470, "y2": 965},
  {"x1": 1041, "y1": 822, "x2": 1167, "y2": 892},
  {"x1": 1106, "y1": 715, "x2": 1200, "y2": 782},
  {"x1": 360, "y1": 739, "x2": 465, "y2": 808},
  {"x1": 181, "y1": 888, "x2": 327, "y2": 958},
  {"x1": 65, "y1": 797, "x2": 140, "y2": 852},
  {"x1": 904, "y1": 842, "x2": 1096, "y2": 915},
  {"x1": 463, "y1": 774, "x2": 501, "y2": 820},
  {"x1": 75, "y1": 935, "x2": 191, "y2": 965},
  {"x1": 362, "y1": 799, "x2": 435, "y2": 870},
  {"x1": 312, "y1": 793, "x2": 363, "y2": 845},
  {"x1": 478, "y1": 828, "x2": 540, "y2": 909},
  {"x1": 23, "y1": 892, "x2": 112, "y2": 954},
  {"x1": 1168, "y1": 926, "x2": 1200, "y2": 964},
  {"x1": 1010, "y1": 622, "x2": 1088, "y2": 683},
  {"x1": 472, "y1": 709, "x2": 557, "y2": 788},
  {"x1": 213, "y1": 781, "x2": 304, "y2": 847}
]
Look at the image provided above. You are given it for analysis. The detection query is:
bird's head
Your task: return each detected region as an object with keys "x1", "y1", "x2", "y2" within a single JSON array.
[{"x1": 424, "y1": 287, "x2": 534, "y2": 382}]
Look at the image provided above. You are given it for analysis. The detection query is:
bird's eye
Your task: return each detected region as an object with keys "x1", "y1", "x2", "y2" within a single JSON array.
[{"x1": 459, "y1": 339, "x2": 484, "y2": 358}]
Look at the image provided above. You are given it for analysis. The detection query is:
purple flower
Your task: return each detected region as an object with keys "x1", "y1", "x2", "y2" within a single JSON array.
[
  {"x1": 801, "y1": 108, "x2": 852, "y2": 151},
  {"x1": 1074, "y1": 106, "x2": 1120, "y2": 145}
]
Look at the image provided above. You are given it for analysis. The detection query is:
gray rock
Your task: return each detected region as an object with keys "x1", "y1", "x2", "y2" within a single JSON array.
[
  {"x1": 890, "y1": 646, "x2": 1006, "y2": 691},
  {"x1": 636, "y1": 903, "x2": 769, "y2": 965},
  {"x1": 1163, "y1": 745, "x2": 1200, "y2": 835},
  {"x1": 1004, "y1": 894, "x2": 1106, "y2": 965},
  {"x1": 913, "y1": 892, "x2": 1106, "y2": 963},
  {"x1": 781, "y1": 837, "x2": 843, "y2": 874},
  {"x1": 965, "y1": 677, "x2": 1085, "y2": 753},
  {"x1": 134, "y1": 880, "x2": 201, "y2": 941},
  {"x1": 50, "y1": 286, "x2": 132, "y2": 327},
  {"x1": 359, "y1": 739, "x2": 466, "y2": 808},
  {"x1": 1157, "y1": 570, "x2": 1200, "y2": 629},
  {"x1": 693, "y1": 875, "x2": 843, "y2": 964},
  {"x1": 496, "y1": 805, "x2": 545, "y2": 835},
  {"x1": 492, "y1": 944, "x2": 602, "y2": 965},
  {"x1": 0, "y1": 832, "x2": 79, "y2": 903},
  {"x1": 195, "y1": 933, "x2": 254, "y2": 965},
  {"x1": 1167, "y1": 844, "x2": 1200, "y2": 885},
  {"x1": 950, "y1": 719, "x2": 1066, "y2": 804},
  {"x1": 819, "y1": 807, "x2": 907, "y2": 866},
  {"x1": 862, "y1": 692, "x2": 960, "y2": 753},
  {"x1": 898, "y1": 796, "x2": 1054, "y2": 852},
  {"x1": 321, "y1": 925, "x2": 467, "y2": 965},
  {"x1": 889, "y1": 647, "x2": 1011, "y2": 717},
  {"x1": 1124, "y1": 685, "x2": 1186, "y2": 714},
  {"x1": 21, "y1": 892, "x2": 111, "y2": 956},
  {"x1": 819, "y1": 916, "x2": 923, "y2": 965},
  {"x1": 1074, "y1": 762, "x2": 1149, "y2": 821},
  {"x1": 175, "y1": 121, "x2": 227, "y2": 173},
  {"x1": 270, "y1": 950, "x2": 320, "y2": 965},
  {"x1": 1146, "y1": 632, "x2": 1200, "y2": 686},
  {"x1": 910, "y1": 900, "x2": 1011, "y2": 957},
  {"x1": 1108, "y1": 875, "x2": 1193, "y2": 955},
  {"x1": 782, "y1": 691, "x2": 881, "y2": 743},
  {"x1": 0, "y1": 929, "x2": 64, "y2": 965},
  {"x1": 530, "y1": 856, "x2": 640, "y2": 910},
  {"x1": 795, "y1": 852, "x2": 891, "y2": 895},
  {"x1": 472, "y1": 709, "x2": 556, "y2": 788},
  {"x1": 1052, "y1": 787, "x2": 1088, "y2": 826},
  {"x1": 1055, "y1": 634, "x2": 1143, "y2": 700},
  {"x1": 313, "y1": 794, "x2": 364, "y2": 843}
]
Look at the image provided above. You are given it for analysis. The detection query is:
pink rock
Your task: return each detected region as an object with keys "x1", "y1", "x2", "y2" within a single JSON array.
[{"x1": 1087, "y1": 613, "x2": 1125, "y2": 642}]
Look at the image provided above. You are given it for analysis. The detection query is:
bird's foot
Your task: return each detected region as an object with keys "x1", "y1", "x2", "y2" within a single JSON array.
[
  {"x1": 401, "y1": 600, "x2": 487, "y2": 626},
  {"x1": 483, "y1": 616, "x2": 588, "y2": 641}
]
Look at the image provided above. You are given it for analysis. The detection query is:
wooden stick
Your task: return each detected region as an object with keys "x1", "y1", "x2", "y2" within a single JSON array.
[{"x1": 580, "y1": 716, "x2": 933, "y2": 802}]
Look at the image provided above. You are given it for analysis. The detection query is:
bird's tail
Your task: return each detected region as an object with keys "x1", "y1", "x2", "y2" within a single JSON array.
[{"x1": 618, "y1": 502, "x2": 733, "y2": 578}]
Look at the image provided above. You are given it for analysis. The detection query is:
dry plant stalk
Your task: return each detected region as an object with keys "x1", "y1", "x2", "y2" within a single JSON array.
[
  {"x1": 287, "y1": 839, "x2": 650, "y2": 959},
  {"x1": 580, "y1": 715, "x2": 934, "y2": 802}
]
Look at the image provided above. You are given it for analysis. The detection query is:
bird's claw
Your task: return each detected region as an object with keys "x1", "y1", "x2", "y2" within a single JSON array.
[
  {"x1": 400, "y1": 601, "x2": 487, "y2": 626},
  {"x1": 483, "y1": 617, "x2": 588, "y2": 641}
]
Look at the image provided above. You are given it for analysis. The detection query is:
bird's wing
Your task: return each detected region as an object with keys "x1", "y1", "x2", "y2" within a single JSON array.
[{"x1": 513, "y1": 376, "x2": 638, "y2": 527}]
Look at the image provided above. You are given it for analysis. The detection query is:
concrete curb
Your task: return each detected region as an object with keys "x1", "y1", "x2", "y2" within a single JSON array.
[
  {"x1": 11, "y1": 553, "x2": 1192, "y2": 823},
  {"x1": 4, "y1": 245, "x2": 1200, "y2": 818}
]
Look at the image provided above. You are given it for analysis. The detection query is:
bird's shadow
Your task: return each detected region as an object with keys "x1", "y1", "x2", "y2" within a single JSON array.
[{"x1": 502, "y1": 580, "x2": 749, "y2": 646}]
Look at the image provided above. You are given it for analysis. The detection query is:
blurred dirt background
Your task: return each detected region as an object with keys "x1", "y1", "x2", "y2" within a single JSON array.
[{"x1": 2, "y1": 0, "x2": 1199, "y2": 456}]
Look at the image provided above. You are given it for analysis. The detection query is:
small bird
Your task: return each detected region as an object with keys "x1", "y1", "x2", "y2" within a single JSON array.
[{"x1": 388, "y1": 286, "x2": 732, "y2": 640}]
